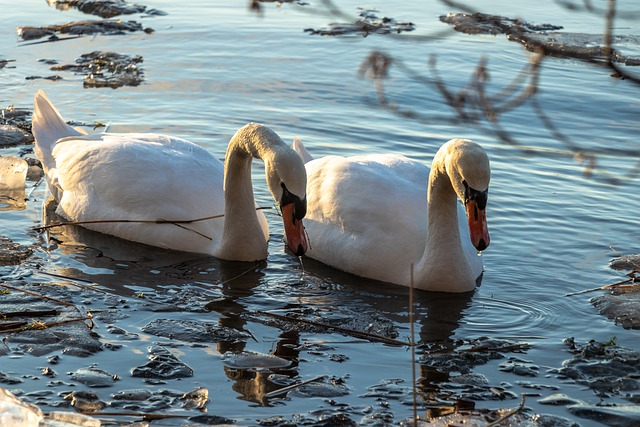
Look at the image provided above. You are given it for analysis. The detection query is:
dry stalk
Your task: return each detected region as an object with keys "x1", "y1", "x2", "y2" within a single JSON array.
[
  {"x1": 409, "y1": 263, "x2": 418, "y2": 426},
  {"x1": 257, "y1": 310, "x2": 412, "y2": 346},
  {"x1": 486, "y1": 393, "x2": 526, "y2": 427}
]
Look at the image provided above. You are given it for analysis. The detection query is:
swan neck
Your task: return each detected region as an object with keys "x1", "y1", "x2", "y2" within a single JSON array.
[
  {"x1": 425, "y1": 166, "x2": 461, "y2": 246},
  {"x1": 219, "y1": 125, "x2": 277, "y2": 260},
  {"x1": 414, "y1": 157, "x2": 473, "y2": 291}
]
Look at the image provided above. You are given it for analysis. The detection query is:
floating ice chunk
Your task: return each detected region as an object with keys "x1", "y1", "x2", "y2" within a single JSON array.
[
  {"x1": 46, "y1": 411, "x2": 101, "y2": 427},
  {"x1": 0, "y1": 156, "x2": 28, "y2": 190},
  {"x1": 0, "y1": 387, "x2": 43, "y2": 427}
]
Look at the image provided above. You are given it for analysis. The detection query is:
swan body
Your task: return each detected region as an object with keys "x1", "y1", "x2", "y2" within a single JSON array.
[
  {"x1": 295, "y1": 138, "x2": 490, "y2": 292},
  {"x1": 32, "y1": 90, "x2": 308, "y2": 261}
]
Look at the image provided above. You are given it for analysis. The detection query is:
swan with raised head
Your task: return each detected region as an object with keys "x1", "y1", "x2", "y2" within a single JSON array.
[
  {"x1": 293, "y1": 138, "x2": 490, "y2": 293},
  {"x1": 32, "y1": 90, "x2": 308, "y2": 261}
]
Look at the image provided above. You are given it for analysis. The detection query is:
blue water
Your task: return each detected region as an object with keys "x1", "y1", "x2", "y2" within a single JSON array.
[{"x1": 1, "y1": 1, "x2": 639, "y2": 425}]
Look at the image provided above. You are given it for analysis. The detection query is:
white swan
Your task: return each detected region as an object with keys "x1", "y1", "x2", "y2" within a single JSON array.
[
  {"x1": 32, "y1": 90, "x2": 308, "y2": 262},
  {"x1": 293, "y1": 138, "x2": 490, "y2": 293}
]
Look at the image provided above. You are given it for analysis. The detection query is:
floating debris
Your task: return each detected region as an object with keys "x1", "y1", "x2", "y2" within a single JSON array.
[
  {"x1": 142, "y1": 318, "x2": 250, "y2": 343},
  {"x1": 63, "y1": 390, "x2": 106, "y2": 413},
  {"x1": 111, "y1": 388, "x2": 152, "y2": 401},
  {"x1": 440, "y1": 12, "x2": 640, "y2": 66},
  {"x1": 222, "y1": 350, "x2": 291, "y2": 370},
  {"x1": 0, "y1": 125, "x2": 33, "y2": 147},
  {"x1": 50, "y1": 51, "x2": 144, "y2": 88},
  {"x1": 180, "y1": 387, "x2": 209, "y2": 409},
  {"x1": 70, "y1": 366, "x2": 118, "y2": 387},
  {"x1": 0, "y1": 156, "x2": 28, "y2": 196},
  {"x1": 305, "y1": 8, "x2": 415, "y2": 37},
  {"x1": 568, "y1": 404, "x2": 640, "y2": 427},
  {"x1": 555, "y1": 338, "x2": 640, "y2": 400},
  {"x1": 440, "y1": 12, "x2": 562, "y2": 36},
  {"x1": 48, "y1": 0, "x2": 166, "y2": 19},
  {"x1": 17, "y1": 19, "x2": 152, "y2": 42},
  {"x1": 131, "y1": 345, "x2": 194, "y2": 379},
  {"x1": 592, "y1": 291, "x2": 640, "y2": 330},
  {"x1": 0, "y1": 59, "x2": 16, "y2": 70},
  {"x1": 0, "y1": 236, "x2": 32, "y2": 265},
  {"x1": 0, "y1": 106, "x2": 33, "y2": 135}
]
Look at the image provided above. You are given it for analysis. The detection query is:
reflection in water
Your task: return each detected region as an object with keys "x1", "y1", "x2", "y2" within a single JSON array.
[
  {"x1": 0, "y1": 188, "x2": 27, "y2": 211},
  {"x1": 222, "y1": 331, "x2": 301, "y2": 406},
  {"x1": 38, "y1": 197, "x2": 486, "y2": 408}
]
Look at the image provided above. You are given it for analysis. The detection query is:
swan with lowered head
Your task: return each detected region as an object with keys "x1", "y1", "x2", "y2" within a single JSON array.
[
  {"x1": 293, "y1": 138, "x2": 490, "y2": 292},
  {"x1": 32, "y1": 90, "x2": 308, "y2": 261}
]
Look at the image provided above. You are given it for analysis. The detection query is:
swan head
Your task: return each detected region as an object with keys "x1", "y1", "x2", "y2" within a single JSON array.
[
  {"x1": 259, "y1": 130, "x2": 309, "y2": 257},
  {"x1": 443, "y1": 139, "x2": 491, "y2": 251},
  {"x1": 268, "y1": 157, "x2": 308, "y2": 257}
]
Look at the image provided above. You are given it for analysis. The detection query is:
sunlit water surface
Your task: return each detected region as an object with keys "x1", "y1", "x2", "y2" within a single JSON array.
[{"x1": 1, "y1": 1, "x2": 639, "y2": 425}]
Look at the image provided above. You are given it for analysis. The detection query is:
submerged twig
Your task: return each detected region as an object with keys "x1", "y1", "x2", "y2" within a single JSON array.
[
  {"x1": 264, "y1": 375, "x2": 327, "y2": 398},
  {"x1": 257, "y1": 310, "x2": 412, "y2": 346}
]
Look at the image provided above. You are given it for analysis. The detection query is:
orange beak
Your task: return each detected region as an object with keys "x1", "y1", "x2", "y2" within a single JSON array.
[
  {"x1": 465, "y1": 199, "x2": 490, "y2": 251},
  {"x1": 281, "y1": 203, "x2": 308, "y2": 256}
]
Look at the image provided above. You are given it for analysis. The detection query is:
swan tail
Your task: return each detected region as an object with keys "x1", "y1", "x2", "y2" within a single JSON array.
[
  {"x1": 32, "y1": 90, "x2": 83, "y2": 164},
  {"x1": 291, "y1": 136, "x2": 314, "y2": 164}
]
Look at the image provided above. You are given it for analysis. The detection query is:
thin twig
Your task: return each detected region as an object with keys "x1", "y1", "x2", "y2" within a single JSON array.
[
  {"x1": 0, "y1": 283, "x2": 75, "y2": 306},
  {"x1": 33, "y1": 207, "x2": 273, "y2": 241},
  {"x1": 1, "y1": 316, "x2": 93, "y2": 334},
  {"x1": 486, "y1": 393, "x2": 526, "y2": 427},
  {"x1": 565, "y1": 278, "x2": 638, "y2": 296},
  {"x1": 264, "y1": 375, "x2": 327, "y2": 398},
  {"x1": 257, "y1": 311, "x2": 412, "y2": 346}
]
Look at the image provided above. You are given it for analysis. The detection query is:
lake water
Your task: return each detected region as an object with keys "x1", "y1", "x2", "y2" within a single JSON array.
[{"x1": 1, "y1": 1, "x2": 639, "y2": 425}]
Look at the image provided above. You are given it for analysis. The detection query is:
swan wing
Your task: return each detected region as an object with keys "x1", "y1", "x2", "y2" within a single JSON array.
[
  {"x1": 51, "y1": 132, "x2": 227, "y2": 253},
  {"x1": 304, "y1": 154, "x2": 428, "y2": 284}
]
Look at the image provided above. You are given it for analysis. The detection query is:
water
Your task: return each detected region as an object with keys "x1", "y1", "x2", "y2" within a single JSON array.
[{"x1": 1, "y1": 1, "x2": 639, "y2": 425}]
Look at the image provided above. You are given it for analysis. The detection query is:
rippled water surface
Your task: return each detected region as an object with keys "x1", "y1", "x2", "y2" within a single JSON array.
[{"x1": 1, "y1": 1, "x2": 639, "y2": 425}]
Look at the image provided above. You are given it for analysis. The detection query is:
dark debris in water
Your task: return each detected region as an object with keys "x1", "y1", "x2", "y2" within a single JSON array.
[
  {"x1": 0, "y1": 236, "x2": 33, "y2": 265},
  {"x1": 49, "y1": 0, "x2": 166, "y2": 19},
  {"x1": 17, "y1": 19, "x2": 152, "y2": 42},
  {"x1": 142, "y1": 318, "x2": 250, "y2": 343},
  {"x1": 0, "y1": 281, "x2": 101, "y2": 357},
  {"x1": 440, "y1": 12, "x2": 563, "y2": 36},
  {"x1": 70, "y1": 366, "x2": 118, "y2": 387},
  {"x1": 131, "y1": 345, "x2": 194, "y2": 380},
  {"x1": 1, "y1": 106, "x2": 33, "y2": 139},
  {"x1": 0, "y1": 59, "x2": 16, "y2": 70},
  {"x1": 419, "y1": 337, "x2": 529, "y2": 375},
  {"x1": 440, "y1": 12, "x2": 640, "y2": 66},
  {"x1": 305, "y1": 8, "x2": 415, "y2": 37},
  {"x1": 50, "y1": 51, "x2": 144, "y2": 88},
  {"x1": 591, "y1": 255, "x2": 640, "y2": 329},
  {"x1": 554, "y1": 338, "x2": 640, "y2": 399}
]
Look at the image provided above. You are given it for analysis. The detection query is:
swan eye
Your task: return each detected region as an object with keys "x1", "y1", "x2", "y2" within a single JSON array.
[
  {"x1": 280, "y1": 182, "x2": 307, "y2": 220},
  {"x1": 463, "y1": 180, "x2": 488, "y2": 210}
]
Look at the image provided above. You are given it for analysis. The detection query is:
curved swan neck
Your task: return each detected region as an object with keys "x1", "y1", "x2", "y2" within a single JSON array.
[
  {"x1": 219, "y1": 124, "x2": 285, "y2": 261},
  {"x1": 415, "y1": 151, "x2": 474, "y2": 292}
]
